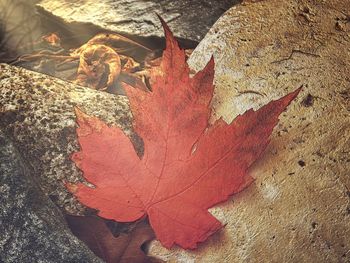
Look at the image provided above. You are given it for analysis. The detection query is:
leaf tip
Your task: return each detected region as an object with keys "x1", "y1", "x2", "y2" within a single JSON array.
[
  {"x1": 74, "y1": 107, "x2": 88, "y2": 122},
  {"x1": 203, "y1": 55, "x2": 215, "y2": 75},
  {"x1": 292, "y1": 85, "x2": 303, "y2": 98},
  {"x1": 156, "y1": 14, "x2": 172, "y2": 36},
  {"x1": 281, "y1": 85, "x2": 303, "y2": 108},
  {"x1": 208, "y1": 55, "x2": 215, "y2": 67},
  {"x1": 204, "y1": 55, "x2": 216, "y2": 76},
  {"x1": 156, "y1": 14, "x2": 179, "y2": 51}
]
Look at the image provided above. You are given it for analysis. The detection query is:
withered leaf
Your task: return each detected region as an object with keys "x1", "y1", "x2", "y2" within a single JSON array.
[
  {"x1": 66, "y1": 215, "x2": 160, "y2": 263},
  {"x1": 75, "y1": 44, "x2": 121, "y2": 90}
]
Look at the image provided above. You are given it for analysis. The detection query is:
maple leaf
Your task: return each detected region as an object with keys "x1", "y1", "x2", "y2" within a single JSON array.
[
  {"x1": 69, "y1": 19, "x2": 301, "y2": 249},
  {"x1": 66, "y1": 215, "x2": 160, "y2": 263}
]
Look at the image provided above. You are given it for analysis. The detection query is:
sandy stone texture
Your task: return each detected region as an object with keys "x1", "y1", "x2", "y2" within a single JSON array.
[{"x1": 150, "y1": 0, "x2": 350, "y2": 262}]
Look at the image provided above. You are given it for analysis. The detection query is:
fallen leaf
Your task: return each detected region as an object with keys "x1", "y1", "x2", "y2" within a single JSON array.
[
  {"x1": 66, "y1": 215, "x2": 160, "y2": 263},
  {"x1": 69, "y1": 18, "x2": 301, "y2": 249},
  {"x1": 42, "y1": 33, "x2": 61, "y2": 47},
  {"x1": 75, "y1": 44, "x2": 121, "y2": 90},
  {"x1": 71, "y1": 33, "x2": 151, "y2": 58},
  {"x1": 73, "y1": 41, "x2": 149, "y2": 91}
]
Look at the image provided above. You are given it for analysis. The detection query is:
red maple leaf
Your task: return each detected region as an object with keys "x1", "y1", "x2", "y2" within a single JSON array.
[{"x1": 69, "y1": 19, "x2": 301, "y2": 249}]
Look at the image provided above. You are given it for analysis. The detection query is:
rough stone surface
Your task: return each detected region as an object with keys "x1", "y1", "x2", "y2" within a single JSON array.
[
  {"x1": 150, "y1": 0, "x2": 350, "y2": 262},
  {"x1": 0, "y1": 130, "x2": 102, "y2": 263},
  {"x1": 0, "y1": 63, "x2": 139, "y2": 214},
  {"x1": 36, "y1": 0, "x2": 240, "y2": 43}
]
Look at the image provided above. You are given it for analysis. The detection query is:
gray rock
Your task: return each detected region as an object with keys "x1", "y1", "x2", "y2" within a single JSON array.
[
  {"x1": 36, "y1": 0, "x2": 240, "y2": 43},
  {"x1": 0, "y1": 63, "x2": 140, "y2": 214},
  {"x1": 0, "y1": 130, "x2": 102, "y2": 263}
]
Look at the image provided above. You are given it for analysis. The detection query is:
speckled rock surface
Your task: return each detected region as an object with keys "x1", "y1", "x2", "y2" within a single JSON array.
[
  {"x1": 0, "y1": 130, "x2": 102, "y2": 263},
  {"x1": 36, "y1": 0, "x2": 240, "y2": 43},
  {"x1": 0, "y1": 63, "x2": 140, "y2": 214},
  {"x1": 150, "y1": 0, "x2": 350, "y2": 262}
]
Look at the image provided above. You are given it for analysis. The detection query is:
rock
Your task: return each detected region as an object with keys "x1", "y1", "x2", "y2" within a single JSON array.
[
  {"x1": 36, "y1": 0, "x2": 240, "y2": 43},
  {"x1": 0, "y1": 130, "x2": 102, "y2": 263},
  {"x1": 0, "y1": 63, "x2": 140, "y2": 214},
  {"x1": 150, "y1": 0, "x2": 350, "y2": 262}
]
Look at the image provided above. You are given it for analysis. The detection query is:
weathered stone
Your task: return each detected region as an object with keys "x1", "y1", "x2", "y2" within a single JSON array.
[
  {"x1": 0, "y1": 63, "x2": 140, "y2": 214},
  {"x1": 36, "y1": 0, "x2": 240, "y2": 43},
  {"x1": 0, "y1": 130, "x2": 102, "y2": 263},
  {"x1": 150, "y1": 0, "x2": 350, "y2": 262}
]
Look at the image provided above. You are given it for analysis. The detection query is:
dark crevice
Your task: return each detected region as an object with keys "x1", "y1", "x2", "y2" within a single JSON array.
[{"x1": 35, "y1": 5, "x2": 199, "y2": 54}]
